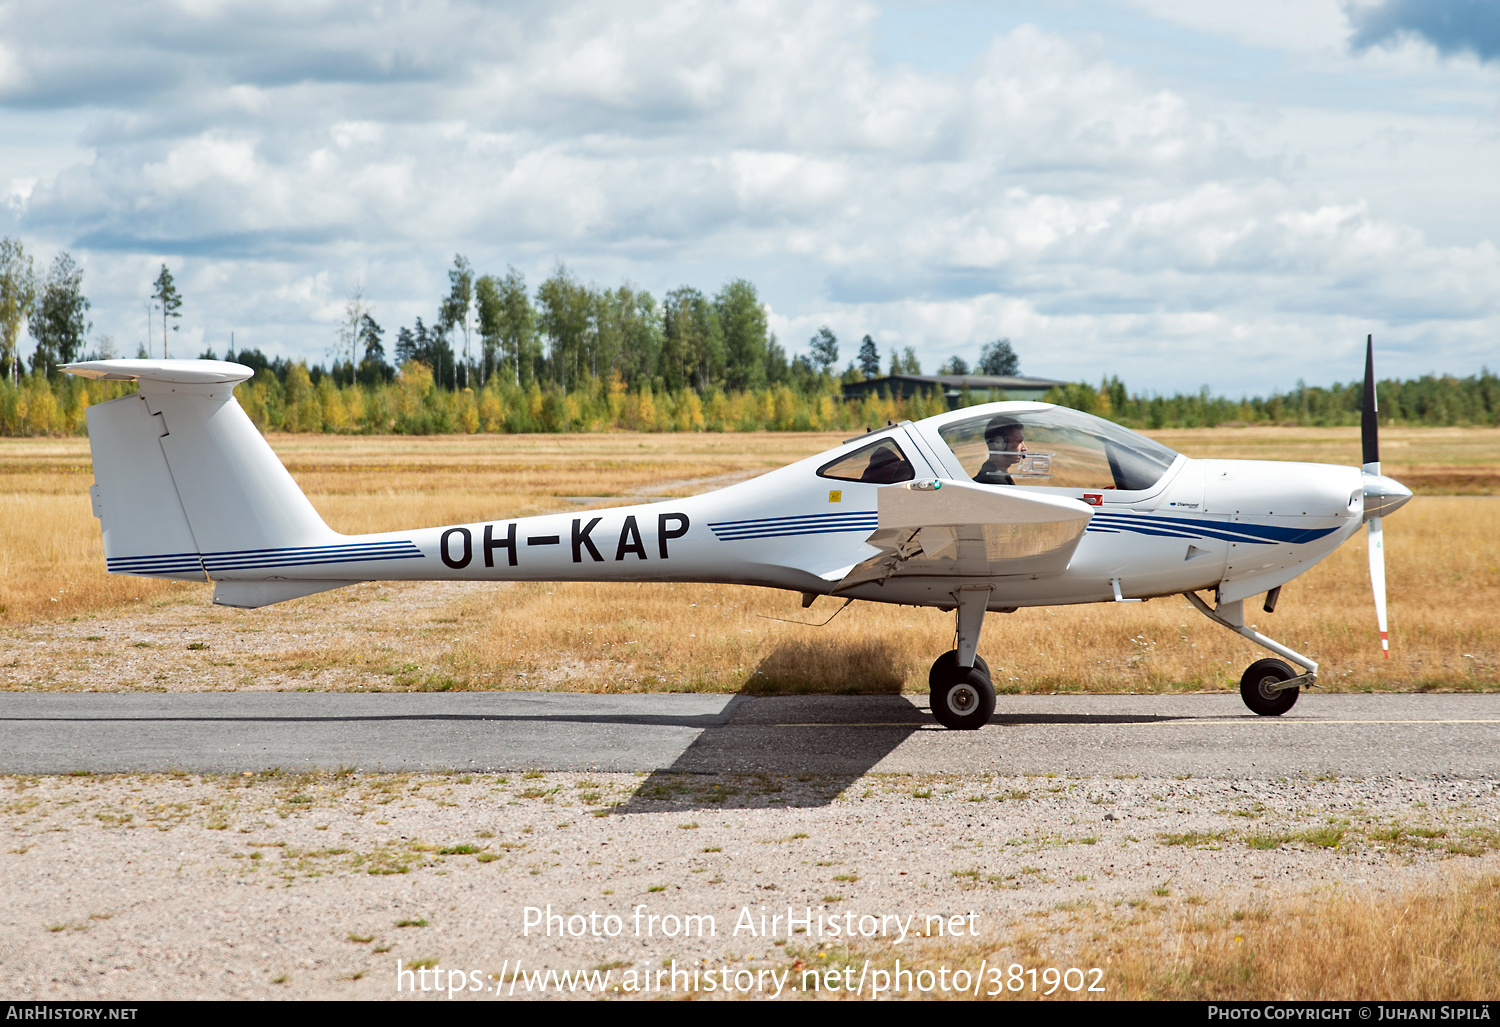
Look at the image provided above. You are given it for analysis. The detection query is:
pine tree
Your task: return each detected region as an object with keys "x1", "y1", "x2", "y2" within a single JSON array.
[
  {"x1": 358, "y1": 314, "x2": 392, "y2": 384},
  {"x1": 857, "y1": 334, "x2": 880, "y2": 378},
  {"x1": 152, "y1": 265, "x2": 182, "y2": 359}
]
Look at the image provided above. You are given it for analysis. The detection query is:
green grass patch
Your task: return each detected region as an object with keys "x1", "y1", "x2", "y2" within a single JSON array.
[{"x1": 1158, "y1": 831, "x2": 1227, "y2": 847}]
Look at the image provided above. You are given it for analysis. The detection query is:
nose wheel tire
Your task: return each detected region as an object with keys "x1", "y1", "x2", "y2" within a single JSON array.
[
  {"x1": 931, "y1": 667, "x2": 996, "y2": 730},
  {"x1": 1240, "y1": 658, "x2": 1299, "y2": 716}
]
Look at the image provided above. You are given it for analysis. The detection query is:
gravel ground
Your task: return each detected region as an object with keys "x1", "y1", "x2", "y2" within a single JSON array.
[
  {"x1": 1, "y1": 582, "x2": 477, "y2": 693},
  {"x1": 3, "y1": 770, "x2": 1497, "y2": 1000}
]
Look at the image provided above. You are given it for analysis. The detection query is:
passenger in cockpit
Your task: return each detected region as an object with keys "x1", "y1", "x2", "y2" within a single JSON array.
[
  {"x1": 974, "y1": 416, "x2": 1026, "y2": 485},
  {"x1": 860, "y1": 443, "x2": 914, "y2": 484}
]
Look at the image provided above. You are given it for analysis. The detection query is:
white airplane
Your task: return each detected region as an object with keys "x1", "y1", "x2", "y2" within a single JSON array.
[{"x1": 63, "y1": 339, "x2": 1409, "y2": 729}]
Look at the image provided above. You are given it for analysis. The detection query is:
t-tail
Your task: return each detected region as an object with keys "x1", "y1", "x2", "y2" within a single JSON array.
[{"x1": 65, "y1": 359, "x2": 387, "y2": 608}]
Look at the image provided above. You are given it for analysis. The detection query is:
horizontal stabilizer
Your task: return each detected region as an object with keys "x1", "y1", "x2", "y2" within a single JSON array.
[{"x1": 62, "y1": 359, "x2": 253, "y2": 386}]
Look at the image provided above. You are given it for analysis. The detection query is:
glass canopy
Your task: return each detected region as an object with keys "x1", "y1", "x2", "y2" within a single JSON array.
[{"x1": 936, "y1": 407, "x2": 1180, "y2": 491}]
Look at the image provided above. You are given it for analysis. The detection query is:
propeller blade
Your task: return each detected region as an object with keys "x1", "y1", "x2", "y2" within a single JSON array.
[
  {"x1": 1368, "y1": 515, "x2": 1389, "y2": 658},
  {"x1": 1361, "y1": 333, "x2": 1379, "y2": 474}
]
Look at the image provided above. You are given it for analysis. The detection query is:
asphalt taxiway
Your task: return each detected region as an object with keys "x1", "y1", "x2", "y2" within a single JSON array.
[{"x1": 2, "y1": 692, "x2": 1497, "y2": 779}]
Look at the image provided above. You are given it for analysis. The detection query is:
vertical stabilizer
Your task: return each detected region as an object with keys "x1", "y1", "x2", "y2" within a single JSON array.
[
  {"x1": 67, "y1": 360, "x2": 340, "y2": 581},
  {"x1": 142, "y1": 382, "x2": 336, "y2": 555}
]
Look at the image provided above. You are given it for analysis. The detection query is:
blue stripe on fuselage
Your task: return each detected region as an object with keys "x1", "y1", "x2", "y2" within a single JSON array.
[
  {"x1": 1088, "y1": 512, "x2": 1338, "y2": 545},
  {"x1": 107, "y1": 541, "x2": 425, "y2": 576},
  {"x1": 708, "y1": 511, "x2": 878, "y2": 541}
]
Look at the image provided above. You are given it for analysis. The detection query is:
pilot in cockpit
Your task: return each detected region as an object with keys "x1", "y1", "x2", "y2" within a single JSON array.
[{"x1": 973, "y1": 416, "x2": 1026, "y2": 485}]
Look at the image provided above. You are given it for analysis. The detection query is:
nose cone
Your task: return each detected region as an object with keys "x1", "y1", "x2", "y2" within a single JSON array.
[{"x1": 1363, "y1": 472, "x2": 1413, "y2": 520}]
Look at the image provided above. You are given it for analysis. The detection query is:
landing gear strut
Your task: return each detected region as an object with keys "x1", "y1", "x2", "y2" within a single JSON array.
[
  {"x1": 1184, "y1": 592, "x2": 1318, "y2": 717},
  {"x1": 929, "y1": 586, "x2": 996, "y2": 730}
]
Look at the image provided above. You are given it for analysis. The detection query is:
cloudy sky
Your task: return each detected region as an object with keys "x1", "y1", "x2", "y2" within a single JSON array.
[{"x1": 2, "y1": 0, "x2": 1497, "y2": 395}]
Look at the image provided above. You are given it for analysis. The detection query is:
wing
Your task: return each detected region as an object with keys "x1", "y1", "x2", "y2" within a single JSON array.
[{"x1": 830, "y1": 478, "x2": 1093, "y2": 592}]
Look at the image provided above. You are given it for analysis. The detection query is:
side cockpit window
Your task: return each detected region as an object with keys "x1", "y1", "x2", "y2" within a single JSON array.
[
  {"x1": 937, "y1": 409, "x2": 1178, "y2": 491},
  {"x1": 818, "y1": 438, "x2": 916, "y2": 484}
]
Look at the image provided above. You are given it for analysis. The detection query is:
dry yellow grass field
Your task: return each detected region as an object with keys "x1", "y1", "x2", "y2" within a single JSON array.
[
  {"x1": 1, "y1": 426, "x2": 1497, "y2": 693},
  {"x1": 1079, "y1": 873, "x2": 1500, "y2": 1000},
  {"x1": 801, "y1": 872, "x2": 1500, "y2": 1000}
]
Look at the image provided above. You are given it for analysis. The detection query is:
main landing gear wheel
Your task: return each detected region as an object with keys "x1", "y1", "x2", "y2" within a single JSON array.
[
  {"x1": 930, "y1": 666, "x2": 996, "y2": 730},
  {"x1": 1240, "y1": 658, "x2": 1299, "y2": 716},
  {"x1": 928, "y1": 650, "x2": 991, "y2": 691}
]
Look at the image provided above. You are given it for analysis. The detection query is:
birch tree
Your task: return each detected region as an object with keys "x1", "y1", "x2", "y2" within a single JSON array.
[
  {"x1": 0, "y1": 238, "x2": 37, "y2": 382},
  {"x1": 31, "y1": 252, "x2": 91, "y2": 377}
]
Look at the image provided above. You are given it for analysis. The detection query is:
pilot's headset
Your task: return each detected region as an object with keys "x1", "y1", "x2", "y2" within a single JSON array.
[{"x1": 984, "y1": 415, "x2": 1023, "y2": 456}]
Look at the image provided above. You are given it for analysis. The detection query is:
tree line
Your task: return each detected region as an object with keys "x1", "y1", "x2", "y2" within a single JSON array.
[
  {"x1": 5, "y1": 353, "x2": 1495, "y2": 438},
  {"x1": 1, "y1": 239, "x2": 1496, "y2": 434},
  {"x1": 1046, "y1": 372, "x2": 1500, "y2": 430},
  {"x1": 270, "y1": 256, "x2": 967, "y2": 396}
]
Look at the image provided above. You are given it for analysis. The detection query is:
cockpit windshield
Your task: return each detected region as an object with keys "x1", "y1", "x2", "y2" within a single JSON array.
[{"x1": 937, "y1": 407, "x2": 1179, "y2": 491}]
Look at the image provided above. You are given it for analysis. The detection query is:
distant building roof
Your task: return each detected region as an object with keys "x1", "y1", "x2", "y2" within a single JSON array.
[{"x1": 842, "y1": 373, "x2": 1068, "y2": 409}]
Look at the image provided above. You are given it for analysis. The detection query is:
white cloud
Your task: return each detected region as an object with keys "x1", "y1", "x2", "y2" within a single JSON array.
[
  {"x1": 0, "y1": 40, "x2": 26, "y2": 94},
  {"x1": 1, "y1": 0, "x2": 1496, "y2": 393}
]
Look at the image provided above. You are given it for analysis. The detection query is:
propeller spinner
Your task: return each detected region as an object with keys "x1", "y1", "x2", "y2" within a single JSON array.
[{"x1": 1360, "y1": 335, "x2": 1413, "y2": 658}]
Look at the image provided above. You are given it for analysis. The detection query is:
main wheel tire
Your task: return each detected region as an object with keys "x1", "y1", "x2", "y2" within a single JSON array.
[
  {"x1": 931, "y1": 668, "x2": 996, "y2": 730},
  {"x1": 928, "y1": 650, "x2": 991, "y2": 691},
  {"x1": 1240, "y1": 658, "x2": 1299, "y2": 716}
]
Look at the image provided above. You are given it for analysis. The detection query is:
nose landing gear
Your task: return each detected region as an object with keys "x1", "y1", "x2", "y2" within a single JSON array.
[{"x1": 1185, "y1": 592, "x2": 1318, "y2": 716}]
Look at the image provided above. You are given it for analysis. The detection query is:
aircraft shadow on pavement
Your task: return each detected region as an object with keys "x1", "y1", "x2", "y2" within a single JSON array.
[
  {"x1": 611, "y1": 642, "x2": 1210, "y2": 814},
  {"x1": 608, "y1": 703, "x2": 1200, "y2": 814},
  {"x1": 613, "y1": 641, "x2": 932, "y2": 814}
]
